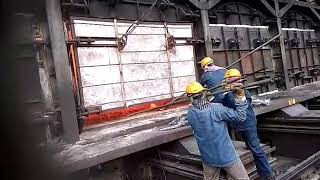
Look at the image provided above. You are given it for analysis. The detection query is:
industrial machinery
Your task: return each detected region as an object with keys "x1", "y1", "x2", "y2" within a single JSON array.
[{"x1": 5, "y1": 0, "x2": 320, "y2": 179}]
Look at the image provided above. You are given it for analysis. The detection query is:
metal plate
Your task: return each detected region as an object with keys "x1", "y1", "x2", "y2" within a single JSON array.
[
  {"x1": 171, "y1": 61, "x2": 195, "y2": 77},
  {"x1": 172, "y1": 76, "x2": 196, "y2": 94},
  {"x1": 79, "y1": 65, "x2": 121, "y2": 87},
  {"x1": 169, "y1": 45, "x2": 194, "y2": 61},
  {"x1": 168, "y1": 24, "x2": 192, "y2": 38},
  {"x1": 82, "y1": 84, "x2": 123, "y2": 107},
  {"x1": 77, "y1": 47, "x2": 119, "y2": 67},
  {"x1": 122, "y1": 34, "x2": 166, "y2": 52},
  {"x1": 122, "y1": 63, "x2": 169, "y2": 82},
  {"x1": 126, "y1": 94, "x2": 172, "y2": 106},
  {"x1": 73, "y1": 20, "x2": 115, "y2": 38},
  {"x1": 124, "y1": 79, "x2": 171, "y2": 100},
  {"x1": 121, "y1": 51, "x2": 168, "y2": 64},
  {"x1": 73, "y1": 18, "x2": 196, "y2": 111},
  {"x1": 117, "y1": 23, "x2": 165, "y2": 35}
]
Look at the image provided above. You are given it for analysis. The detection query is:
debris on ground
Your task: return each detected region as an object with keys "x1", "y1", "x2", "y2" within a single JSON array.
[
  {"x1": 252, "y1": 98, "x2": 271, "y2": 106},
  {"x1": 160, "y1": 114, "x2": 189, "y2": 131}
]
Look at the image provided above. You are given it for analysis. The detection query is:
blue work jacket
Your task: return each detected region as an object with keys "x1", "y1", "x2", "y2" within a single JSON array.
[
  {"x1": 186, "y1": 100, "x2": 248, "y2": 167},
  {"x1": 222, "y1": 90, "x2": 257, "y2": 131},
  {"x1": 200, "y1": 69, "x2": 226, "y2": 103}
]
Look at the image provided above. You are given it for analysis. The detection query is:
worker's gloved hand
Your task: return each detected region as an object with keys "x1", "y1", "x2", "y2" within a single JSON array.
[{"x1": 234, "y1": 83, "x2": 245, "y2": 100}]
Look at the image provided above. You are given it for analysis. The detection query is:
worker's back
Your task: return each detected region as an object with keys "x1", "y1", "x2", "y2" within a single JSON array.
[
  {"x1": 200, "y1": 68, "x2": 226, "y2": 103},
  {"x1": 187, "y1": 103, "x2": 241, "y2": 167}
]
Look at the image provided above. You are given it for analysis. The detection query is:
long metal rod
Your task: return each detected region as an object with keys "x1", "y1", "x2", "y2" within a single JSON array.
[{"x1": 225, "y1": 33, "x2": 281, "y2": 69}]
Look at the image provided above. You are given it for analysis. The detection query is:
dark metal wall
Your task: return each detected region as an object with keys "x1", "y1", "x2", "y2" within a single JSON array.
[
  {"x1": 209, "y1": 2, "x2": 277, "y2": 94},
  {"x1": 282, "y1": 10, "x2": 320, "y2": 87}
]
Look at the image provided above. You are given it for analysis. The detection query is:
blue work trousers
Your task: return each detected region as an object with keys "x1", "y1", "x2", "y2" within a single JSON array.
[{"x1": 240, "y1": 130, "x2": 273, "y2": 178}]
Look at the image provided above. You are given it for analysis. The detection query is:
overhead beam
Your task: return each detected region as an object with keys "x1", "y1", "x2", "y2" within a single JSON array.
[
  {"x1": 46, "y1": 0, "x2": 80, "y2": 143},
  {"x1": 279, "y1": 1, "x2": 293, "y2": 17},
  {"x1": 278, "y1": 0, "x2": 320, "y2": 10},
  {"x1": 208, "y1": 0, "x2": 222, "y2": 9},
  {"x1": 260, "y1": 0, "x2": 276, "y2": 16},
  {"x1": 310, "y1": 7, "x2": 320, "y2": 21},
  {"x1": 188, "y1": 0, "x2": 201, "y2": 9}
]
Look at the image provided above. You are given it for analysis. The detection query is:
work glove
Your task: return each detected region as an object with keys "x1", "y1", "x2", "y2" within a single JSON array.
[
  {"x1": 234, "y1": 83, "x2": 245, "y2": 100},
  {"x1": 224, "y1": 82, "x2": 245, "y2": 99}
]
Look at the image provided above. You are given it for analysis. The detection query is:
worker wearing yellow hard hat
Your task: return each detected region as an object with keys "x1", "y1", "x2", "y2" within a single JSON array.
[
  {"x1": 221, "y1": 69, "x2": 274, "y2": 179},
  {"x1": 198, "y1": 57, "x2": 226, "y2": 103},
  {"x1": 185, "y1": 81, "x2": 250, "y2": 180}
]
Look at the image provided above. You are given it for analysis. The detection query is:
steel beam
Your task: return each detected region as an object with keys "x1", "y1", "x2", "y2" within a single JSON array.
[
  {"x1": 278, "y1": 0, "x2": 320, "y2": 10},
  {"x1": 208, "y1": 0, "x2": 222, "y2": 9},
  {"x1": 310, "y1": 8, "x2": 320, "y2": 21},
  {"x1": 45, "y1": 0, "x2": 79, "y2": 143},
  {"x1": 275, "y1": 0, "x2": 291, "y2": 91},
  {"x1": 279, "y1": 1, "x2": 293, "y2": 17},
  {"x1": 200, "y1": 8, "x2": 214, "y2": 58},
  {"x1": 188, "y1": 0, "x2": 200, "y2": 9},
  {"x1": 259, "y1": 0, "x2": 276, "y2": 16}
]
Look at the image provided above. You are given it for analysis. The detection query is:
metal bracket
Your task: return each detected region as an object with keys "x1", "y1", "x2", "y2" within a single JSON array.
[
  {"x1": 211, "y1": 38, "x2": 221, "y2": 48},
  {"x1": 289, "y1": 71, "x2": 305, "y2": 80},
  {"x1": 167, "y1": 35, "x2": 176, "y2": 50}
]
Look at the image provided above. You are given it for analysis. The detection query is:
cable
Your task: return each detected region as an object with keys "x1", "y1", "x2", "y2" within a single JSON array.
[{"x1": 121, "y1": 0, "x2": 159, "y2": 42}]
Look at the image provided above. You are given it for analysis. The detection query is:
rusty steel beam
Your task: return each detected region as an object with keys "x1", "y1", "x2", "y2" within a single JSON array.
[
  {"x1": 275, "y1": 0, "x2": 291, "y2": 91},
  {"x1": 260, "y1": 0, "x2": 276, "y2": 16}
]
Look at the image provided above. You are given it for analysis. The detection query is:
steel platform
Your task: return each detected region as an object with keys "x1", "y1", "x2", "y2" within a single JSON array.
[{"x1": 55, "y1": 82, "x2": 320, "y2": 172}]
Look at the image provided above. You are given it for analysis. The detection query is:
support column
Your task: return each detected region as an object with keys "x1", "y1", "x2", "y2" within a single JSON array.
[
  {"x1": 275, "y1": 0, "x2": 291, "y2": 91},
  {"x1": 46, "y1": 0, "x2": 79, "y2": 143},
  {"x1": 200, "y1": 8, "x2": 213, "y2": 58}
]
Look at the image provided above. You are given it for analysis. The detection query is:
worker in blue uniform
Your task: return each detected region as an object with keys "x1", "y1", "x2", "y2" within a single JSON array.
[
  {"x1": 222, "y1": 69, "x2": 274, "y2": 180},
  {"x1": 198, "y1": 57, "x2": 226, "y2": 103},
  {"x1": 185, "y1": 81, "x2": 250, "y2": 180}
]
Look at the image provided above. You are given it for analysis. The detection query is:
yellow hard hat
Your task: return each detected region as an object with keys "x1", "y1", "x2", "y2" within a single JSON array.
[
  {"x1": 186, "y1": 82, "x2": 205, "y2": 94},
  {"x1": 198, "y1": 57, "x2": 214, "y2": 69},
  {"x1": 224, "y1": 69, "x2": 241, "y2": 78}
]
